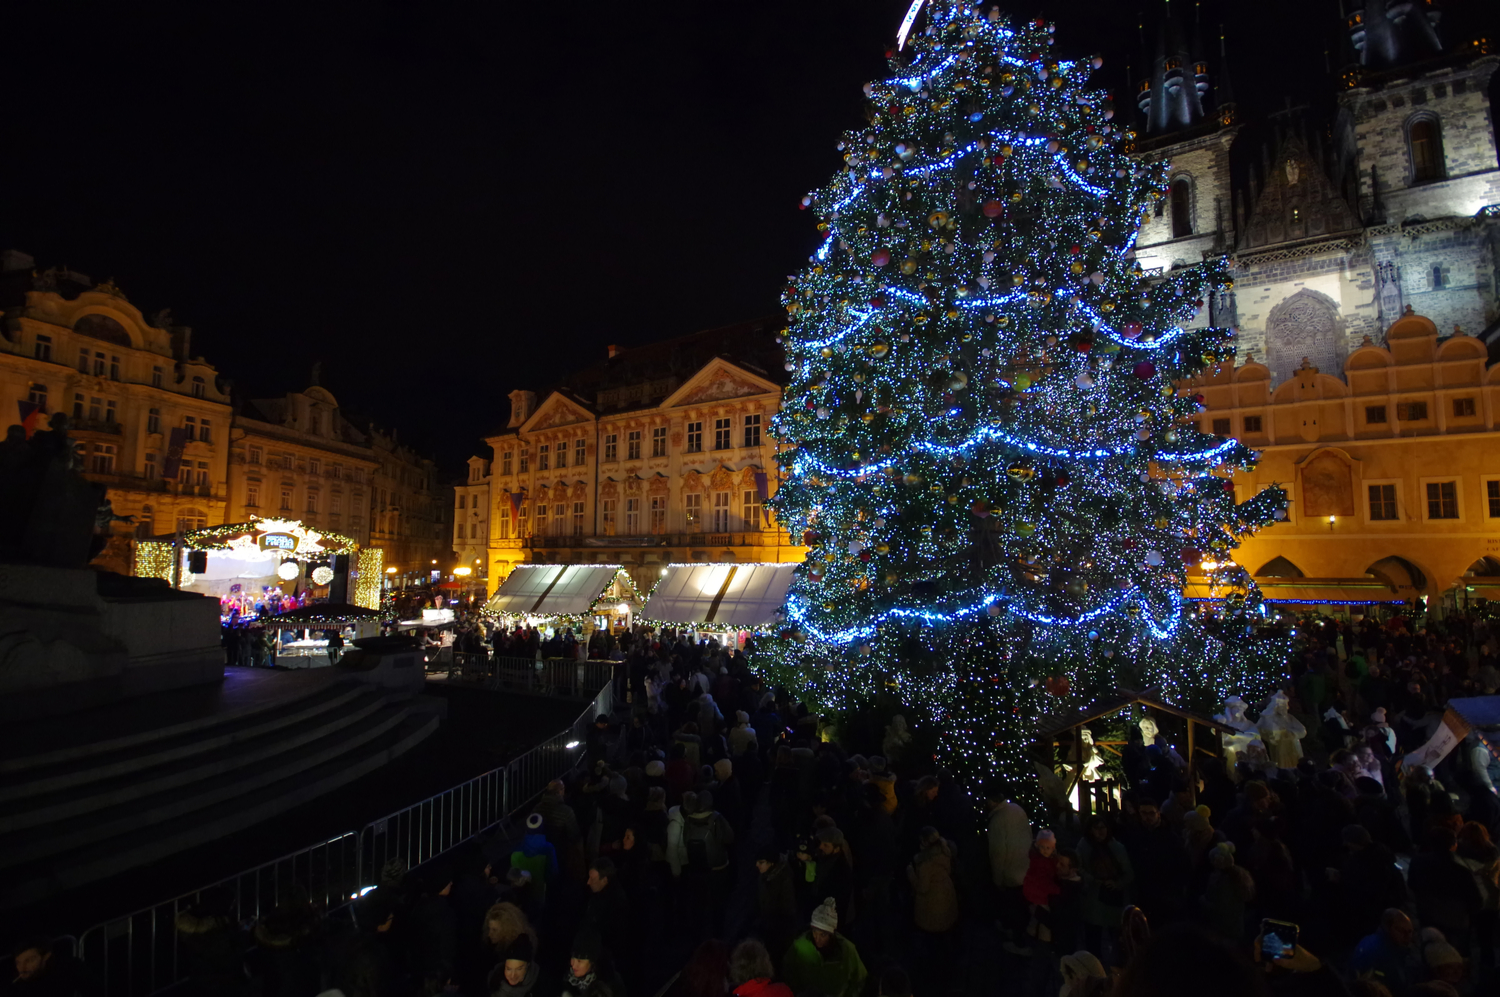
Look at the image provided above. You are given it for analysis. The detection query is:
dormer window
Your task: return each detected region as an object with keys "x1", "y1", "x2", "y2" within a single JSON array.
[{"x1": 191, "y1": 375, "x2": 206, "y2": 398}]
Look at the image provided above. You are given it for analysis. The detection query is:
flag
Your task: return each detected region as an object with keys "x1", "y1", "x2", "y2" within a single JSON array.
[
  {"x1": 162, "y1": 427, "x2": 189, "y2": 480},
  {"x1": 753, "y1": 472, "x2": 769, "y2": 502},
  {"x1": 507, "y1": 490, "x2": 523, "y2": 521},
  {"x1": 17, "y1": 400, "x2": 42, "y2": 439}
]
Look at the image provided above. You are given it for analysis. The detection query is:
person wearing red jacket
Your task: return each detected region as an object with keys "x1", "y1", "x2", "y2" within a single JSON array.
[
  {"x1": 1023, "y1": 829, "x2": 1062, "y2": 945},
  {"x1": 728, "y1": 939, "x2": 794, "y2": 997}
]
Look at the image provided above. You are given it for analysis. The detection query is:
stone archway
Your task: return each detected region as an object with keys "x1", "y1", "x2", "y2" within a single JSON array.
[
  {"x1": 1265, "y1": 289, "x2": 1347, "y2": 386},
  {"x1": 1366, "y1": 556, "x2": 1428, "y2": 595},
  {"x1": 1257, "y1": 556, "x2": 1305, "y2": 577}
]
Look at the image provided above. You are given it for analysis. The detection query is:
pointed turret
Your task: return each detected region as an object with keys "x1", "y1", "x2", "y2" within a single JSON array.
[
  {"x1": 1344, "y1": 0, "x2": 1444, "y2": 73},
  {"x1": 1137, "y1": 1, "x2": 1230, "y2": 136}
]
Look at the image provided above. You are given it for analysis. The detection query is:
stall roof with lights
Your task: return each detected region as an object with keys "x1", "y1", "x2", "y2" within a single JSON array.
[
  {"x1": 484, "y1": 564, "x2": 633, "y2": 617},
  {"x1": 1182, "y1": 576, "x2": 1405, "y2": 605},
  {"x1": 642, "y1": 562, "x2": 798, "y2": 629}
]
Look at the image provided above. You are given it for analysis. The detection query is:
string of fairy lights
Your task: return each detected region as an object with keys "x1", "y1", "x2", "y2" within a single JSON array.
[{"x1": 760, "y1": 1, "x2": 1291, "y2": 799}]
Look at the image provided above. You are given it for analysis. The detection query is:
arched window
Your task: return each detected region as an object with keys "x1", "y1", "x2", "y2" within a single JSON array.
[
  {"x1": 1169, "y1": 178, "x2": 1192, "y2": 238},
  {"x1": 1409, "y1": 117, "x2": 1443, "y2": 184}
]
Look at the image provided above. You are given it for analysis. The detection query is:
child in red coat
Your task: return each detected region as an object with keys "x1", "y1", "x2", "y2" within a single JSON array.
[{"x1": 1022, "y1": 829, "x2": 1061, "y2": 944}]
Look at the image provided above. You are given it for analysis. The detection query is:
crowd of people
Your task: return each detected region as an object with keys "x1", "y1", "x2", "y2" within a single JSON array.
[{"x1": 12, "y1": 608, "x2": 1500, "y2": 997}]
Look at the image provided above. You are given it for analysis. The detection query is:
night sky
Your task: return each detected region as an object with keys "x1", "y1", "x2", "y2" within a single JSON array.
[{"x1": 6, "y1": 0, "x2": 1497, "y2": 470}]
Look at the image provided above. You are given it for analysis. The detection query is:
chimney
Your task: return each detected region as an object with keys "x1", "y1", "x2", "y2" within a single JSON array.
[{"x1": 607, "y1": 344, "x2": 622, "y2": 359}]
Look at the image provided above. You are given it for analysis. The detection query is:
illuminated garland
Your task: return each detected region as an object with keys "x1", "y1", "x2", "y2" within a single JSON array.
[
  {"x1": 353, "y1": 547, "x2": 384, "y2": 610},
  {"x1": 182, "y1": 517, "x2": 359, "y2": 554},
  {"x1": 763, "y1": 2, "x2": 1290, "y2": 805},
  {"x1": 134, "y1": 540, "x2": 175, "y2": 582}
]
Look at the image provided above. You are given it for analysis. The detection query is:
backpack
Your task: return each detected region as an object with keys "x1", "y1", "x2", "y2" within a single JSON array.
[{"x1": 683, "y1": 814, "x2": 727, "y2": 869}]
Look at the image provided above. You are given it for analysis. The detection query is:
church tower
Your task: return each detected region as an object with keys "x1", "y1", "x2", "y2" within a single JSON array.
[{"x1": 1129, "y1": 10, "x2": 1239, "y2": 320}]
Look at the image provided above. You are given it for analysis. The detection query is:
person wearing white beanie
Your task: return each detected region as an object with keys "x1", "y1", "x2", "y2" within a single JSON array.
[
  {"x1": 1058, "y1": 950, "x2": 1106, "y2": 997},
  {"x1": 781, "y1": 898, "x2": 867, "y2": 997}
]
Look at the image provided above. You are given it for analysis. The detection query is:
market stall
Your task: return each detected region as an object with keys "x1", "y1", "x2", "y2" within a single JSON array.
[
  {"x1": 263, "y1": 603, "x2": 384, "y2": 668},
  {"x1": 640, "y1": 562, "x2": 797, "y2": 642},
  {"x1": 483, "y1": 564, "x2": 642, "y2": 634},
  {"x1": 133, "y1": 518, "x2": 381, "y2": 620}
]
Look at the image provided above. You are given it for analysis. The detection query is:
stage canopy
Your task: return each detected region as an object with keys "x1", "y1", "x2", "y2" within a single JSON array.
[
  {"x1": 642, "y1": 562, "x2": 797, "y2": 629},
  {"x1": 484, "y1": 564, "x2": 628, "y2": 617}
]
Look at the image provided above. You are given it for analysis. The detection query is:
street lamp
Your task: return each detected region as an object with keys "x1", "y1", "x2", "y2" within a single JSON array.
[{"x1": 1328, "y1": 515, "x2": 1336, "y2": 532}]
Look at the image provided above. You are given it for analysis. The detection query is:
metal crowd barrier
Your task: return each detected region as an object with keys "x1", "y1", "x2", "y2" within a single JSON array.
[
  {"x1": 449, "y1": 653, "x2": 616, "y2": 698},
  {"x1": 76, "y1": 682, "x2": 613, "y2": 997}
]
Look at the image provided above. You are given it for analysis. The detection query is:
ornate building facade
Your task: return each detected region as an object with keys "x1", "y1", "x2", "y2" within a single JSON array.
[
  {"x1": 480, "y1": 320, "x2": 804, "y2": 595},
  {"x1": 1188, "y1": 307, "x2": 1500, "y2": 610},
  {"x1": 226, "y1": 382, "x2": 379, "y2": 548},
  {"x1": 1128, "y1": 5, "x2": 1498, "y2": 387},
  {"x1": 452, "y1": 456, "x2": 491, "y2": 581},
  {"x1": 0, "y1": 252, "x2": 232, "y2": 572}
]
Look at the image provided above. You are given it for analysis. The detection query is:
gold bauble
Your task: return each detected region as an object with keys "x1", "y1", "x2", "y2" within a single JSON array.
[
  {"x1": 1007, "y1": 461, "x2": 1035, "y2": 482},
  {"x1": 869, "y1": 342, "x2": 889, "y2": 358},
  {"x1": 820, "y1": 347, "x2": 834, "y2": 357}
]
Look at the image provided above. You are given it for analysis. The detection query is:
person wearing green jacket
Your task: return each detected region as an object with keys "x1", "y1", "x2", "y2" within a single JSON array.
[{"x1": 781, "y1": 898, "x2": 866, "y2": 997}]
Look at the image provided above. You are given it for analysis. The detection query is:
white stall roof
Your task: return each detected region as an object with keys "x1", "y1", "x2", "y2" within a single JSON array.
[
  {"x1": 485, "y1": 564, "x2": 625, "y2": 617},
  {"x1": 643, "y1": 563, "x2": 797, "y2": 629}
]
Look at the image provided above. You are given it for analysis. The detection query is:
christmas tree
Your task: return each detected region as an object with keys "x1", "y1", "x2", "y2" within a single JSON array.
[{"x1": 767, "y1": 2, "x2": 1291, "y2": 800}]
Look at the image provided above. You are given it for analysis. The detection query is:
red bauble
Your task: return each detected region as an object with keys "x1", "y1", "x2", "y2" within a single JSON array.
[
  {"x1": 982, "y1": 200, "x2": 1005, "y2": 218},
  {"x1": 1055, "y1": 471, "x2": 1070, "y2": 487},
  {"x1": 1181, "y1": 549, "x2": 1200, "y2": 565},
  {"x1": 1069, "y1": 244, "x2": 1081, "y2": 255},
  {"x1": 1133, "y1": 361, "x2": 1156, "y2": 379},
  {"x1": 1045, "y1": 675, "x2": 1071, "y2": 697},
  {"x1": 859, "y1": 550, "x2": 871, "y2": 562},
  {"x1": 871, "y1": 248, "x2": 892, "y2": 267},
  {"x1": 1223, "y1": 480, "x2": 1236, "y2": 492},
  {"x1": 871, "y1": 294, "x2": 887, "y2": 308},
  {"x1": 1074, "y1": 340, "x2": 1092, "y2": 353},
  {"x1": 1122, "y1": 321, "x2": 1144, "y2": 340},
  {"x1": 802, "y1": 531, "x2": 821, "y2": 546}
]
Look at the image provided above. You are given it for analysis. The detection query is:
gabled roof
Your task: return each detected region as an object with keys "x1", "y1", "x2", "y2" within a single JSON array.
[
  {"x1": 519, "y1": 391, "x2": 596, "y2": 434},
  {"x1": 658, "y1": 356, "x2": 783, "y2": 409}
]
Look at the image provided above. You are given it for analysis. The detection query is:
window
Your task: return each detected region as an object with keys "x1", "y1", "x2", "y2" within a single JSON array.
[
  {"x1": 353, "y1": 468, "x2": 365, "y2": 484},
  {"x1": 148, "y1": 408, "x2": 161, "y2": 434},
  {"x1": 179, "y1": 461, "x2": 193, "y2": 485},
  {"x1": 1454, "y1": 397, "x2": 1476, "y2": 417},
  {"x1": 145, "y1": 453, "x2": 159, "y2": 480},
  {"x1": 77, "y1": 349, "x2": 89, "y2": 373},
  {"x1": 332, "y1": 493, "x2": 342, "y2": 515},
  {"x1": 625, "y1": 497, "x2": 641, "y2": 534},
  {"x1": 33, "y1": 335, "x2": 51, "y2": 362},
  {"x1": 191, "y1": 376, "x2": 206, "y2": 398},
  {"x1": 194, "y1": 462, "x2": 209, "y2": 487},
  {"x1": 573, "y1": 501, "x2": 585, "y2": 536},
  {"x1": 307, "y1": 492, "x2": 319, "y2": 514},
  {"x1": 1397, "y1": 401, "x2": 1428, "y2": 421},
  {"x1": 628, "y1": 430, "x2": 642, "y2": 460},
  {"x1": 246, "y1": 482, "x2": 259, "y2": 507},
  {"x1": 308, "y1": 458, "x2": 320, "y2": 476},
  {"x1": 502, "y1": 451, "x2": 514, "y2": 475},
  {"x1": 106, "y1": 400, "x2": 117, "y2": 425},
  {"x1": 1365, "y1": 405, "x2": 1387, "y2": 424},
  {"x1": 109, "y1": 356, "x2": 121, "y2": 381},
  {"x1": 183, "y1": 416, "x2": 197, "y2": 441},
  {"x1": 280, "y1": 488, "x2": 293, "y2": 511},
  {"x1": 1211, "y1": 418, "x2": 1231, "y2": 436},
  {"x1": 650, "y1": 496, "x2": 667, "y2": 534},
  {"x1": 152, "y1": 366, "x2": 164, "y2": 388},
  {"x1": 518, "y1": 504, "x2": 529, "y2": 536},
  {"x1": 519, "y1": 449, "x2": 530, "y2": 473},
  {"x1": 537, "y1": 503, "x2": 549, "y2": 535},
  {"x1": 199, "y1": 419, "x2": 211, "y2": 444},
  {"x1": 685, "y1": 492, "x2": 703, "y2": 530},
  {"x1": 499, "y1": 504, "x2": 511, "y2": 537},
  {"x1": 1169, "y1": 178, "x2": 1192, "y2": 238},
  {"x1": 88, "y1": 397, "x2": 102, "y2": 422},
  {"x1": 555, "y1": 441, "x2": 567, "y2": 468},
  {"x1": 1426, "y1": 481, "x2": 1459, "y2": 519},
  {"x1": 604, "y1": 434, "x2": 618, "y2": 462},
  {"x1": 1368, "y1": 484, "x2": 1398, "y2": 521},
  {"x1": 743, "y1": 414, "x2": 762, "y2": 448},
  {"x1": 1489, "y1": 480, "x2": 1500, "y2": 518},
  {"x1": 602, "y1": 498, "x2": 617, "y2": 535},
  {"x1": 248, "y1": 445, "x2": 261, "y2": 464},
  {"x1": 651, "y1": 427, "x2": 667, "y2": 457},
  {"x1": 538, "y1": 445, "x2": 549, "y2": 471},
  {"x1": 1243, "y1": 415, "x2": 1263, "y2": 433},
  {"x1": 713, "y1": 418, "x2": 732, "y2": 450},
  {"x1": 574, "y1": 439, "x2": 586, "y2": 465},
  {"x1": 686, "y1": 421, "x2": 703, "y2": 453},
  {"x1": 177, "y1": 508, "x2": 208, "y2": 532},
  {"x1": 458, "y1": 495, "x2": 467, "y2": 511},
  {"x1": 1410, "y1": 117, "x2": 1442, "y2": 183},
  {"x1": 72, "y1": 393, "x2": 84, "y2": 420},
  {"x1": 743, "y1": 490, "x2": 761, "y2": 529},
  {"x1": 90, "y1": 443, "x2": 116, "y2": 474},
  {"x1": 471, "y1": 523, "x2": 479, "y2": 539},
  {"x1": 28, "y1": 383, "x2": 47, "y2": 411},
  {"x1": 93, "y1": 352, "x2": 106, "y2": 377},
  {"x1": 711, "y1": 491, "x2": 730, "y2": 532}
]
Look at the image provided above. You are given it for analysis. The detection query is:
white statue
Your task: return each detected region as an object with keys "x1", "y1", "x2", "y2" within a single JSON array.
[
  {"x1": 882, "y1": 714, "x2": 912, "y2": 765},
  {"x1": 1077, "y1": 728, "x2": 1106, "y2": 782},
  {"x1": 1216, "y1": 696, "x2": 1265, "y2": 773},
  {"x1": 1257, "y1": 691, "x2": 1307, "y2": 769},
  {"x1": 1139, "y1": 716, "x2": 1160, "y2": 743}
]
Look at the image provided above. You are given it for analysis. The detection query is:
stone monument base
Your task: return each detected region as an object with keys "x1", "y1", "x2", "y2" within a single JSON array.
[{"x1": 0, "y1": 566, "x2": 222, "y2": 721}]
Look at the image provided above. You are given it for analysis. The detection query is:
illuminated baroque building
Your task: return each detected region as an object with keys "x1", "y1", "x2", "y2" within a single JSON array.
[
  {"x1": 480, "y1": 320, "x2": 805, "y2": 595},
  {"x1": 452, "y1": 457, "x2": 491, "y2": 583},
  {"x1": 368, "y1": 426, "x2": 451, "y2": 582},
  {"x1": 0, "y1": 252, "x2": 232, "y2": 572},
  {"x1": 226, "y1": 379, "x2": 379, "y2": 548}
]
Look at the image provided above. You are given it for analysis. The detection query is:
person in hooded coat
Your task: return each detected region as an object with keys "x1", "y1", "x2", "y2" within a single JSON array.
[{"x1": 488, "y1": 932, "x2": 551, "y2": 997}]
